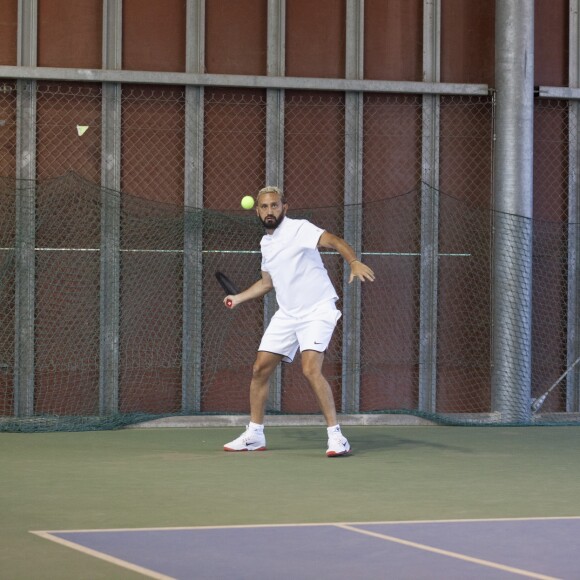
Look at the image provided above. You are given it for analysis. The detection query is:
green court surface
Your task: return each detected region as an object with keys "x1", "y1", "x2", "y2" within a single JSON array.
[{"x1": 1, "y1": 425, "x2": 579, "y2": 579}]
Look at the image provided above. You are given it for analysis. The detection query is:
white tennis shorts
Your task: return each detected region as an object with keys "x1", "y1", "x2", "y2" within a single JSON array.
[{"x1": 258, "y1": 301, "x2": 342, "y2": 363}]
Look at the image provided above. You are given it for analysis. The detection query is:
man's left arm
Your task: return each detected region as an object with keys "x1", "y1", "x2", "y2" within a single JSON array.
[{"x1": 318, "y1": 231, "x2": 376, "y2": 283}]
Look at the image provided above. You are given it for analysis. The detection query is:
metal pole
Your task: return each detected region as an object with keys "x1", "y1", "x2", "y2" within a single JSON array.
[
  {"x1": 182, "y1": 0, "x2": 205, "y2": 413},
  {"x1": 265, "y1": 0, "x2": 285, "y2": 412},
  {"x1": 418, "y1": 0, "x2": 441, "y2": 413},
  {"x1": 14, "y1": 0, "x2": 37, "y2": 417},
  {"x1": 491, "y1": 0, "x2": 535, "y2": 422},
  {"x1": 341, "y1": 0, "x2": 364, "y2": 413},
  {"x1": 567, "y1": 0, "x2": 580, "y2": 412},
  {"x1": 99, "y1": 0, "x2": 122, "y2": 414}
]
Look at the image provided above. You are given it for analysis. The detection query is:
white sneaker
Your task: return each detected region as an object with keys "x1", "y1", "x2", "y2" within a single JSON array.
[
  {"x1": 224, "y1": 426, "x2": 267, "y2": 452},
  {"x1": 326, "y1": 429, "x2": 351, "y2": 457}
]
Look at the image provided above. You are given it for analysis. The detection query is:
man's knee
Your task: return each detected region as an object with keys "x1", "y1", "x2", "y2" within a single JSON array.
[
  {"x1": 252, "y1": 353, "x2": 281, "y2": 381},
  {"x1": 301, "y1": 355, "x2": 323, "y2": 381}
]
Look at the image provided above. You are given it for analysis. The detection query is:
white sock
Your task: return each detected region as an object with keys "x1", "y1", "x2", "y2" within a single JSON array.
[
  {"x1": 249, "y1": 421, "x2": 264, "y2": 433},
  {"x1": 327, "y1": 424, "x2": 341, "y2": 436}
]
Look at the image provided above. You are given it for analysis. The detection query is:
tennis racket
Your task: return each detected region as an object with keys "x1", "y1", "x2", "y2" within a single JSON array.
[
  {"x1": 531, "y1": 354, "x2": 580, "y2": 413},
  {"x1": 215, "y1": 271, "x2": 241, "y2": 308}
]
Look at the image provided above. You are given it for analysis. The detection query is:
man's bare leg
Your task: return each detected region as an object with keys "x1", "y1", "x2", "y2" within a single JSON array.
[
  {"x1": 250, "y1": 351, "x2": 283, "y2": 424},
  {"x1": 300, "y1": 350, "x2": 338, "y2": 426}
]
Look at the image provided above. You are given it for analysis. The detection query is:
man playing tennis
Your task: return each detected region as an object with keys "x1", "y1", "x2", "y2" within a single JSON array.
[{"x1": 223, "y1": 186, "x2": 375, "y2": 457}]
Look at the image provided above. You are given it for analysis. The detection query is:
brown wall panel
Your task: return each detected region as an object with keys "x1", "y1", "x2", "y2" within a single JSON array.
[
  {"x1": 0, "y1": 0, "x2": 17, "y2": 65},
  {"x1": 0, "y1": 246, "x2": 14, "y2": 415},
  {"x1": 203, "y1": 88, "x2": 266, "y2": 209},
  {"x1": 441, "y1": 0, "x2": 494, "y2": 85},
  {"x1": 286, "y1": 0, "x2": 346, "y2": 79},
  {"x1": 38, "y1": 0, "x2": 102, "y2": 69},
  {"x1": 36, "y1": 83, "x2": 102, "y2": 182},
  {"x1": 360, "y1": 256, "x2": 418, "y2": 411},
  {"x1": 363, "y1": 94, "x2": 422, "y2": 202},
  {"x1": 437, "y1": 98, "x2": 493, "y2": 412},
  {"x1": 439, "y1": 97, "x2": 493, "y2": 206},
  {"x1": 206, "y1": 0, "x2": 267, "y2": 75},
  {"x1": 531, "y1": 227, "x2": 568, "y2": 413},
  {"x1": 534, "y1": 102, "x2": 568, "y2": 222},
  {"x1": 532, "y1": 102, "x2": 568, "y2": 413},
  {"x1": 535, "y1": 0, "x2": 567, "y2": 87},
  {"x1": 34, "y1": 253, "x2": 100, "y2": 416},
  {"x1": 0, "y1": 82, "x2": 17, "y2": 176},
  {"x1": 119, "y1": 253, "x2": 182, "y2": 414},
  {"x1": 123, "y1": 0, "x2": 186, "y2": 72},
  {"x1": 361, "y1": 96, "x2": 422, "y2": 410},
  {"x1": 364, "y1": 0, "x2": 422, "y2": 82},
  {"x1": 284, "y1": 91, "x2": 344, "y2": 209},
  {"x1": 436, "y1": 241, "x2": 491, "y2": 413},
  {"x1": 121, "y1": 85, "x2": 185, "y2": 203},
  {"x1": 33, "y1": 177, "x2": 102, "y2": 415}
]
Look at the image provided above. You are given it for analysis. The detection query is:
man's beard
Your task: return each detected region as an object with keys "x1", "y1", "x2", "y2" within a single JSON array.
[{"x1": 260, "y1": 211, "x2": 285, "y2": 230}]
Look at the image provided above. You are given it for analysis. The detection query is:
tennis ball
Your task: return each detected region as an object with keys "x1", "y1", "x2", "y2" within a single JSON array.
[{"x1": 241, "y1": 195, "x2": 255, "y2": 210}]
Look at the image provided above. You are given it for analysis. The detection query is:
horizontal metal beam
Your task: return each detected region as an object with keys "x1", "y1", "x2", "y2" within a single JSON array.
[
  {"x1": 0, "y1": 65, "x2": 489, "y2": 95},
  {"x1": 538, "y1": 86, "x2": 580, "y2": 100}
]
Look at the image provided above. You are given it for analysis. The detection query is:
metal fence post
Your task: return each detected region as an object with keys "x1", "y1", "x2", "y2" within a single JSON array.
[
  {"x1": 418, "y1": 0, "x2": 441, "y2": 413},
  {"x1": 182, "y1": 0, "x2": 205, "y2": 413},
  {"x1": 491, "y1": 0, "x2": 535, "y2": 422},
  {"x1": 264, "y1": 0, "x2": 285, "y2": 412},
  {"x1": 99, "y1": 0, "x2": 122, "y2": 414},
  {"x1": 567, "y1": 0, "x2": 580, "y2": 412},
  {"x1": 14, "y1": 0, "x2": 37, "y2": 417},
  {"x1": 342, "y1": 0, "x2": 364, "y2": 413}
]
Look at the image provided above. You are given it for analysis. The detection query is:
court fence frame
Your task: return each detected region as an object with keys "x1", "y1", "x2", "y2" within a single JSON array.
[{"x1": 0, "y1": 0, "x2": 579, "y2": 428}]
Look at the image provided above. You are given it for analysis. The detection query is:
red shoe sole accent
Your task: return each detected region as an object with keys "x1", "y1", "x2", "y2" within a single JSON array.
[
  {"x1": 224, "y1": 446, "x2": 267, "y2": 452},
  {"x1": 326, "y1": 449, "x2": 351, "y2": 457}
]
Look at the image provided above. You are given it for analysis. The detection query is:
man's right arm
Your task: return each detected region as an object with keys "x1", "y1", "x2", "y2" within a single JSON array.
[{"x1": 223, "y1": 271, "x2": 273, "y2": 308}]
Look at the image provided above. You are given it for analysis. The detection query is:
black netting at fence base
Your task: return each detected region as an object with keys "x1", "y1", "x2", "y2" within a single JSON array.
[{"x1": 0, "y1": 173, "x2": 578, "y2": 431}]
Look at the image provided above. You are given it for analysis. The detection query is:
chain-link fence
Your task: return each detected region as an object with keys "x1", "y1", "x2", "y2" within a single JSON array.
[{"x1": 0, "y1": 82, "x2": 577, "y2": 430}]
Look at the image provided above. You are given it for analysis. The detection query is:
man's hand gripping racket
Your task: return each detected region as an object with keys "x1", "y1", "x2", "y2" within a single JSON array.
[{"x1": 215, "y1": 271, "x2": 241, "y2": 309}]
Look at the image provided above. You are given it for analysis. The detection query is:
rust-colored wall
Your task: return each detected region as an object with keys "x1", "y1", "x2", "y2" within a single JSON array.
[
  {"x1": 33, "y1": 175, "x2": 102, "y2": 416},
  {"x1": 38, "y1": 0, "x2": 102, "y2": 68},
  {"x1": 0, "y1": 0, "x2": 17, "y2": 65},
  {"x1": 203, "y1": 87, "x2": 266, "y2": 209},
  {"x1": 36, "y1": 82, "x2": 102, "y2": 182},
  {"x1": 532, "y1": 101, "x2": 569, "y2": 412},
  {"x1": 119, "y1": 253, "x2": 183, "y2": 414},
  {"x1": 123, "y1": 0, "x2": 186, "y2": 72},
  {"x1": 364, "y1": 0, "x2": 422, "y2": 82},
  {"x1": 206, "y1": 0, "x2": 267, "y2": 75},
  {"x1": 286, "y1": 0, "x2": 346, "y2": 78},
  {"x1": 120, "y1": 85, "x2": 185, "y2": 204},
  {"x1": 535, "y1": 0, "x2": 568, "y2": 87},
  {"x1": 0, "y1": 82, "x2": 17, "y2": 176},
  {"x1": 284, "y1": 91, "x2": 344, "y2": 208},
  {"x1": 441, "y1": 0, "x2": 495, "y2": 85}
]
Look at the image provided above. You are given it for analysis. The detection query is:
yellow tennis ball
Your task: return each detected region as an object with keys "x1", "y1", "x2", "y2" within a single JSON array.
[{"x1": 241, "y1": 195, "x2": 255, "y2": 210}]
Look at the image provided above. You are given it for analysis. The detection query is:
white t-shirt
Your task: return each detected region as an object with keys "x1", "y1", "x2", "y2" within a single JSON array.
[{"x1": 260, "y1": 217, "x2": 338, "y2": 317}]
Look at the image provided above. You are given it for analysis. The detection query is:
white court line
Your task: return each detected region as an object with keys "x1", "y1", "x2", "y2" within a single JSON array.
[
  {"x1": 31, "y1": 514, "x2": 580, "y2": 534},
  {"x1": 336, "y1": 523, "x2": 560, "y2": 580},
  {"x1": 30, "y1": 530, "x2": 175, "y2": 580}
]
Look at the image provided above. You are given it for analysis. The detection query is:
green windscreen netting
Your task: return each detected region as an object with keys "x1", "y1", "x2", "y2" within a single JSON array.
[{"x1": 0, "y1": 173, "x2": 579, "y2": 431}]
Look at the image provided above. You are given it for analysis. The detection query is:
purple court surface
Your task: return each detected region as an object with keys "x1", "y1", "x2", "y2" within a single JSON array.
[{"x1": 32, "y1": 517, "x2": 580, "y2": 579}]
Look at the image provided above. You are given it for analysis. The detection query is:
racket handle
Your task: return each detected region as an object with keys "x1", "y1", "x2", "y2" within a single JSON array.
[{"x1": 226, "y1": 298, "x2": 233, "y2": 308}]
